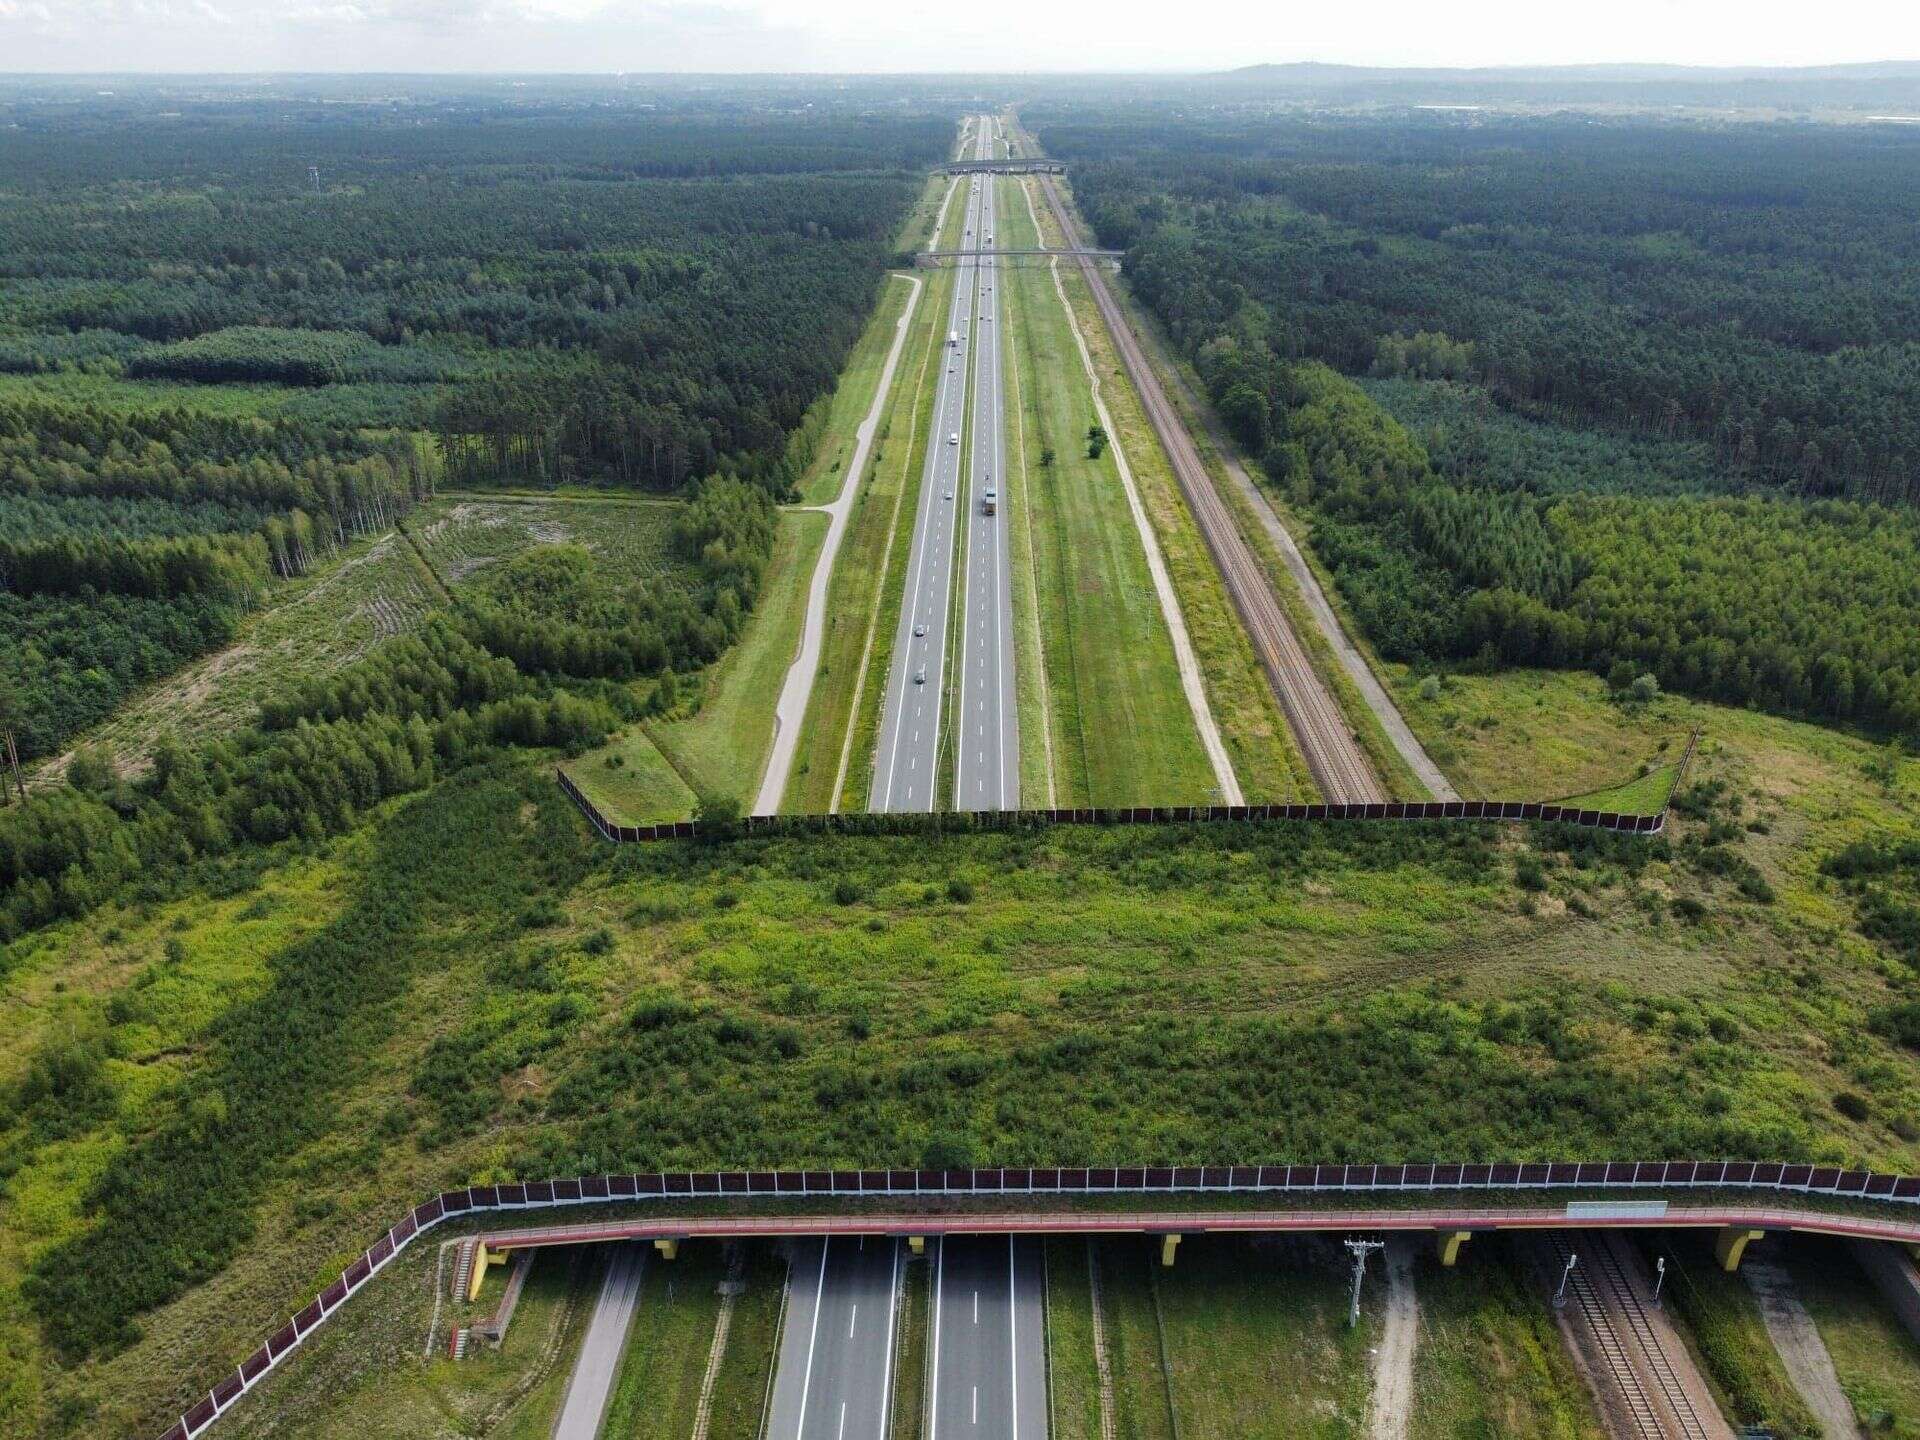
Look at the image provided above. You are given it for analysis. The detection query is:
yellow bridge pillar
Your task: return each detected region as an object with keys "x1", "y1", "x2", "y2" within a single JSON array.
[
  {"x1": 908, "y1": 1236, "x2": 926, "y2": 1257},
  {"x1": 1436, "y1": 1231, "x2": 1473, "y2": 1267},
  {"x1": 653, "y1": 1238, "x2": 680, "y2": 1261},
  {"x1": 467, "y1": 1243, "x2": 506, "y2": 1303},
  {"x1": 1714, "y1": 1227, "x2": 1766, "y2": 1272},
  {"x1": 1160, "y1": 1233, "x2": 1182, "y2": 1268}
]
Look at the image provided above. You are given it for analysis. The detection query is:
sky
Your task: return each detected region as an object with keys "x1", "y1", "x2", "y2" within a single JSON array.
[{"x1": 1, "y1": 0, "x2": 1918, "y2": 74}]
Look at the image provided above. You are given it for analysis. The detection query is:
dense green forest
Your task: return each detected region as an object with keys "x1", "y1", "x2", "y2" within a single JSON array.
[
  {"x1": 0, "y1": 96, "x2": 938, "y2": 766},
  {"x1": 0, "y1": 105, "x2": 937, "y2": 486},
  {"x1": 1037, "y1": 110, "x2": 1920, "y2": 738},
  {"x1": 1053, "y1": 112, "x2": 1920, "y2": 505}
]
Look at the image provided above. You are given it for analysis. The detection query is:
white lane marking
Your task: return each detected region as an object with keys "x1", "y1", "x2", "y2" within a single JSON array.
[
  {"x1": 876, "y1": 1241, "x2": 901, "y2": 1440},
  {"x1": 838, "y1": 1401, "x2": 847, "y2": 1440},
  {"x1": 973, "y1": 1289, "x2": 979, "y2": 1324},
  {"x1": 928, "y1": 1238, "x2": 945, "y2": 1440},
  {"x1": 848, "y1": 1303, "x2": 857, "y2": 1338},
  {"x1": 880, "y1": 177, "x2": 979, "y2": 811},
  {"x1": 1009, "y1": 1237, "x2": 1020, "y2": 1440},
  {"x1": 794, "y1": 1239, "x2": 829, "y2": 1440},
  {"x1": 972, "y1": 1386, "x2": 978, "y2": 1426}
]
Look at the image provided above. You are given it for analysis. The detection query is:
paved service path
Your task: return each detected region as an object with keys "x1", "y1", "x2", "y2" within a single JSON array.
[
  {"x1": 1367, "y1": 1238, "x2": 1418, "y2": 1440},
  {"x1": 766, "y1": 1237, "x2": 902, "y2": 1440},
  {"x1": 753, "y1": 269, "x2": 925, "y2": 815},
  {"x1": 930, "y1": 1235, "x2": 1048, "y2": 1440},
  {"x1": 552, "y1": 1243, "x2": 647, "y2": 1440},
  {"x1": 1744, "y1": 1260, "x2": 1862, "y2": 1440}
]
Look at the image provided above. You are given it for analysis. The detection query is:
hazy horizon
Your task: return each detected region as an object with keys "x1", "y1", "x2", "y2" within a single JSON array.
[{"x1": 2, "y1": 0, "x2": 1917, "y2": 77}]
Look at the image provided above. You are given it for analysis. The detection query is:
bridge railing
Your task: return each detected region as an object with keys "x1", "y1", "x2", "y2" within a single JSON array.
[{"x1": 160, "y1": 1157, "x2": 1920, "y2": 1440}]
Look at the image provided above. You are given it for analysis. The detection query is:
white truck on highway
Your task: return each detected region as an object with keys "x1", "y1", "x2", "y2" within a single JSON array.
[{"x1": 983, "y1": 483, "x2": 997, "y2": 516}]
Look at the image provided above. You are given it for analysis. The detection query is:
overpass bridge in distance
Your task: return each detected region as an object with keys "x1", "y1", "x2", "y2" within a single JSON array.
[
  {"x1": 944, "y1": 158, "x2": 1065, "y2": 174},
  {"x1": 913, "y1": 246, "x2": 1124, "y2": 267}
]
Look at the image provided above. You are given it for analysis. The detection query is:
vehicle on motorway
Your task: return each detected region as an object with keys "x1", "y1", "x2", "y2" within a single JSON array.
[
  {"x1": 983, "y1": 486, "x2": 998, "y2": 515},
  {"x1": 949, "y1": 432, "x2": 958, "y2": 445},
  {"x1": 945, "y1": 488, "x2": 953, "y2": 499},
  {"x1": 914, "y1": 667, "x2": 926, "y2": 684},
  {"x1": 948, "y1": 330, "x2": 958, "y2": 347}
]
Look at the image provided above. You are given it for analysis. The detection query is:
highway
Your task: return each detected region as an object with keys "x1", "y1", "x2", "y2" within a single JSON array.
[
  {"x1": 872, "y1": 117, "x2": 994, "y2": 811},
  {"x1": 955, "y1": 152, "x2": 1018, "y2": 811},
  {"x1": 928, "y1": 1236, "x2": 1047, "y2": 1440},
  {"x1": 551, "y1": 1243, "x2": 646, "y2": 1440},
  {"x1": 764, "y1": 1237, "x2": 902, "y2": 1440}
]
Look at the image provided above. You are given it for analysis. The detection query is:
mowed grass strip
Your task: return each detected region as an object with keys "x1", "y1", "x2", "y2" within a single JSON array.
[
  {"x1": 1151, "y1": 1235, "x2": 1376, "y2": 1439},
  {"x1": 1409, "y1": 1238, "x2": 1607, "y2": 1440},
  {"x1": 787, "y1": 265, "x2": 952, "y2": 812},
  {"x1": 775, "y1": 267, "x2": 933, "y2": 813},
  {"x1": 599, "y1": 1241, "x2": 728, "y2": 1440},
  {"x1": 1786, "y1": 1238, "x2": 1920, "y2": 1437},
  {"x1": 566, "y1": 508, "x2": 826, "y2": 822},
  {"x1": 702, "y1": 1243, "x2": 788, "y2": 1440},
  {"x1": 1023, "y1": 182, "x2": 1311, "y2": 804},
  {"x1": 1052, "y1": 167, "x2": 1420, "y2": 802},
  {"x1": 649, "y1": 510, "x2": 829, "y2": 813},
  {"x1": 890, "y1": 1251, "x2": 931, "y2": 1440},
  {"x1": 1000, "y1": 194, "x2": 1058, "y2": 806},
  {"x1": 1044, "y1": 1238, "x2": 1105, "y2": 1440},
  {"x1": 1094, "y1": 1239, "x2": 1177, "y2": 1440},
  {"x1": 1082, "y1": 248, "x2": 1416, "y2": 803},
  {"x1": 998, "y1": 187, "x2": 1215, "y2": 807},
  {"x1": 794, "y1": 272, "x2": 921, "y2": 508}
]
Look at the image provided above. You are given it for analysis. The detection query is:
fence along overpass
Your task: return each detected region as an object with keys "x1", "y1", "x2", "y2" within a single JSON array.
[
  {"x1": 913, "y1": 246, "x2": 1124, "y2": 266},
  {"x1": 943, "y1": 158, "x2": 1064, "y2": 174},
  {"x1": 160, "y1": 1158, "x2": 1920, "y2": 1440}
]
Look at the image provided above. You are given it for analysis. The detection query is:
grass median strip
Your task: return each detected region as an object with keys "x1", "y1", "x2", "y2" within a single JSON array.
[
  {"x1": 600, "y1": 1242, "x2": 729, "y2": 1439},
  {"x1": 999, "y1": 181, "x2": 1216, "y2": 807},
  {"x1": 1023, "y1": 181, "x2": 1308, "y2": 804},
  {"x1": 1409, "y1": 1237, "x2": 1606, "y2": 1439}
]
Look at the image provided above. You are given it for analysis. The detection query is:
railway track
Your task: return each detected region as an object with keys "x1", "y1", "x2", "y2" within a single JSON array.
[
  {"x1": 1030, "y1": 172, "x2": 1383, "y2": 804},
  {"x1": 1546, "y1": 1233, "x2": 1718, "y2": 1440}
]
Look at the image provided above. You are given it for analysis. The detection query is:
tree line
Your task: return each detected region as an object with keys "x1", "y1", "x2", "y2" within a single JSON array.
[
  {"x1": 1031, "y1": 111, "x2": 1920, "y2": 740},
  {"x1": 1051, "y1": 111, "x2": 1920, "y2": 506}
]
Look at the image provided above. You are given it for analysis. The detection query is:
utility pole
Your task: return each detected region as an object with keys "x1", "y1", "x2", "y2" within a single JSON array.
[
  {"x1": 1651, "y1": 1254, "x2": 1667, "y2": 1309},
  {"x1": 1553, "y1": 1251, "x2": 1579, "y2": 1308},
  {"x1": 1344, "y1": 1238, "x2": 1384, "y2": 1328}
]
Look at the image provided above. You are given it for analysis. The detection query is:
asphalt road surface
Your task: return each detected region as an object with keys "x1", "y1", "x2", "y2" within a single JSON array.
[
  {"x1": 873, "y1": 114, "x2": 1017, "y2": 812},
  {"x1": 765, "y1": 1237, "x2": 903, "y2": 1440},
  {"x1": 551, "y1": 1243, "x2": 646, "y2": 1440},
  {"x1": 929, "y1": 1235, "x2": 1047, "y2": 1440},
  {"x1": 954, "y1": 160, "x2": 1019, "y2": 812}
]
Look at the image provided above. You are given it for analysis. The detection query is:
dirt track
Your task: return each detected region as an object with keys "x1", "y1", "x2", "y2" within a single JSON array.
[{"x1": 1032, "y1": 173, "x2": 1383, "y2": 804}]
